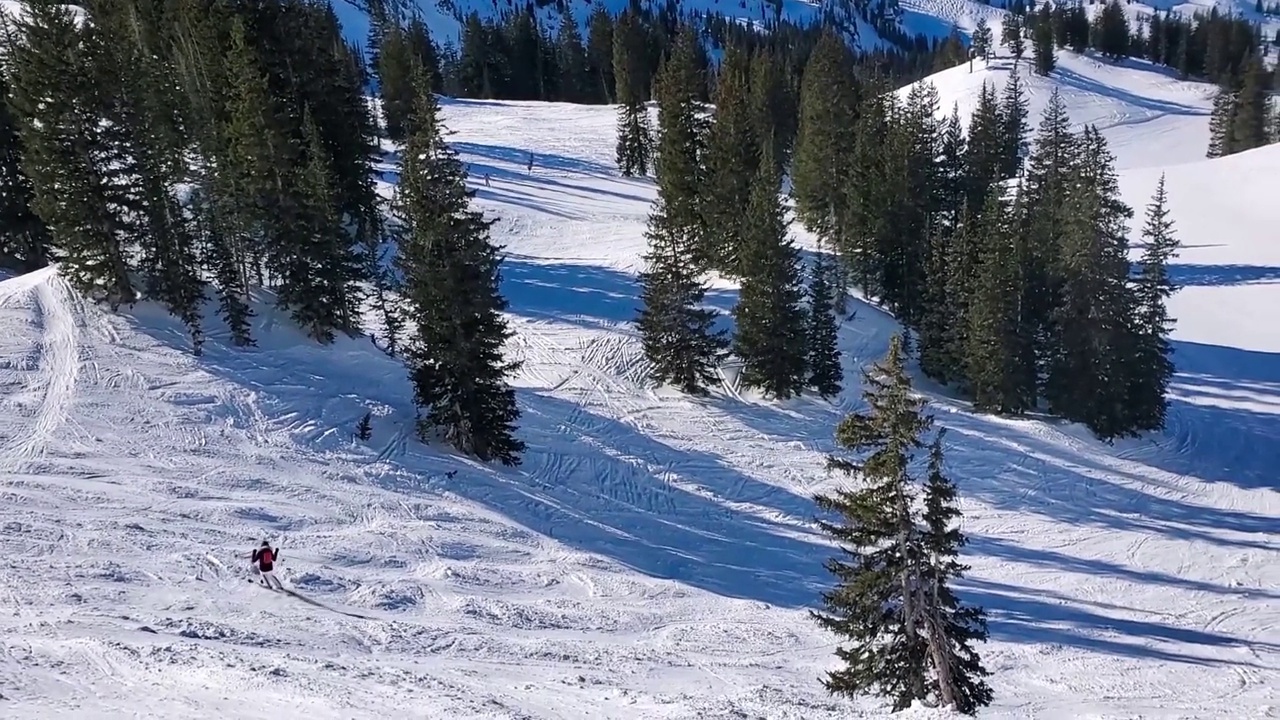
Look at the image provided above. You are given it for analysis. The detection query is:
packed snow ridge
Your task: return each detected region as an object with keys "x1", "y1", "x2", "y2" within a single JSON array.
[{"x1": 1, "y1": 39, "x2": 1278, "y2": 720}]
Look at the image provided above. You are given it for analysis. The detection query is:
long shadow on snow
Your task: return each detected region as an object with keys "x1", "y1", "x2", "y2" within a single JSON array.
[
  {"x1": 1052, "y1": 66, "x2": 1208, "y2": 118},
  {"x1": 1165, "y1": 264, "x2": 1280, "y2": 287},
  {"x1": 500, "y1": 257, "x2": 737, "y2": 328},
  {"x1": 941, "y1": 410, "x2": 1275, "y2": 550},
  {"x1": 970, "y1": 534, "x2": 1279, "y2": 601},
  {"x1": 509, "y1": 390, "x2": 832, "y2": 608},
  {"x1": 961, "y1": 576, "x2": 1277, "y2": 668},
  {"x1": 452, "y1": 141, "x2": 615, "y2": 178},
  {"x1": 1126, "y1": 339, "x2": 1280, "y2": 492}
]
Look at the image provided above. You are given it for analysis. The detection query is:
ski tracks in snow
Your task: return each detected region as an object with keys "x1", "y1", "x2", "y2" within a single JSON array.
[{"x1": 0, "y1": 272, "x2": 80, "y2": 474}]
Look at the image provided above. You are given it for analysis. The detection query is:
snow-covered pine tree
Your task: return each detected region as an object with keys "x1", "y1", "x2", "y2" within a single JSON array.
[
  {"x1": 393, "y1": 63, "x2": 525, "y2": 465},
  {"x1": 731, "y1": 140, "x2": 807, "y2": 400},
  {"x1": 812, "y1": 335, "x2": 992, "y2": 715}
]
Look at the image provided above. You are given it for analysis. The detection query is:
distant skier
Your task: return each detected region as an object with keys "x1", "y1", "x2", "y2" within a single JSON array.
[
  {"x1": 251, "y1": 540, "x2": 283, "y2": 590},
  {"x1": 526, "y1": 151, "x2": 534, "y2": 173}
]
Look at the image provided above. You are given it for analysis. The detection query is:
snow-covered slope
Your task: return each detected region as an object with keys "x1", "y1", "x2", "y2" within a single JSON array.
[
  {"x1": 901, "y1": 52, "x2": 1217, "y2": 170},
  {"x1": 2, "y1": 51, "x2": 1279, "y2": 720}
]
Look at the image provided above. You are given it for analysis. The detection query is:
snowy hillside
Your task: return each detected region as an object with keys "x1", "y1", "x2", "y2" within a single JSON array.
[
  {"x1": 901, "y1": 52, "x2": 1218, "y2": 170},
  {"x1": 2, "y1": 35, "x2": 1280, "y2": 720}
]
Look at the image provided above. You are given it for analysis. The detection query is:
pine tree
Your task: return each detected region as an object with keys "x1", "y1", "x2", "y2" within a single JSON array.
[
  {"x1": 394, "y1": 64, "x2": 524, "y2": 465},
  {"x1": 972, "y1": 18, "x2": 994, "y2": 60},
  {"x1": 90, "y1": 0, "x2": 206, "y2": 352},
  {"x1": 613, "y1": 10, "x2": 652, "y2": 176},
  {"x1": 748, "y1": 47, "x2": 795, "y2": 175},
  {"x1": 731, "y1": 142, "x2": 808, "y2": 399},
  {"x1": 918, "y1": 432, "x2": 994, "y2": 715},
  {"x1": 962, "y1": 82, "x2": 1003, "y2": 213},
  {"x1": 999, "y1": 71, "x2": 1030, "y2": 181},
  {"x1": 0, "y1": 71, "x2": 51, "y2": 273},
  {"x1": 557, "y1": 7, "x2": 588, "y2": 103},
  {"x1": 377, "y1": 23, "x2": 417, "y2": 142},
  {"x1": 1002, "y1": 12, "x2": 1026, "y2": 63},
  {"x1": 701, "y1": 43, "x2": 756, "y2": 274},
  {"x1": 1124, "y1": 176, "x2": 1180, "y2": 432},
  {"x1": 812, "y1": 335, "x2": 991, "y2": 715},
  {"x1": 8, "y1": 0, "x2": 135, "y2": 306},
  {"x1": 635, "y1": 28, "x2": 726, "y2": 395},
  {"x1": 806, "y1": 247, "x2": 844, "y2": 399},
  {"x1": 1032, "y1": 3, "x2": 1057, "y2": 75},
  {"x1": 586, "y1": 6, "x2": 615, "y2": 103},
  {"x1": 356, "y1": 411, "x2": 373, "y2": 441},
  {"x1": 1044, "y1": 126, "x2": 1135, "y2": 439},
  {"x1": 792, "y1": 31, "x2": 859, "y2": 248},
  {"x1": 965, "y1": 189, "x2": 1033, "y2": 414},
  {"x1": 1207, "y1": 84, "x2": 1236, "y2": 158},
  {"x1": 1230, "y1": 53, "x2": 1270, "y2": 153},
  {"x1": 1095, "y1": 0, "x2": 1131, "y2": 61}
]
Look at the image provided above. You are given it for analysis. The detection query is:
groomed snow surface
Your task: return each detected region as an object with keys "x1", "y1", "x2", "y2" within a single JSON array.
[{"x1": 1, "y1": 45, "x2": 1278, "y2": 719}]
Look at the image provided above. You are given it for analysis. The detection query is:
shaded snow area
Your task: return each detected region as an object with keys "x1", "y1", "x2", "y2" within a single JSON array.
[{"x1": 1, "y1": 55, "x2": 1278, "y2": 720}]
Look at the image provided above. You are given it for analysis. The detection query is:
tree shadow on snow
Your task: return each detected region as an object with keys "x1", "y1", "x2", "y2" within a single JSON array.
[
  {"x1": 453, "y1": 390, "x2": 837, "y2": 609},
  {"x1": 499, "y1": 257, "x2": 737, "y2": 329},
  {"x1": 1123, "y1": 340, "x2": 1280, "y2": 493},
  {"x1": 452, "y1": 141, "x2": 615, "y2": 178},
  {"x1": 941, "y1": 411, "x2": 1277, "y2": 551},
  {"x1": 959, "y1": 576, "x2": 1278, "y2": 668}
]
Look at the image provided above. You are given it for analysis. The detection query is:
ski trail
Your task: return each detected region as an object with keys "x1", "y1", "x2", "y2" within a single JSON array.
[{"x1": 0, "y1": 274, "x2": 79, "y2": 474}]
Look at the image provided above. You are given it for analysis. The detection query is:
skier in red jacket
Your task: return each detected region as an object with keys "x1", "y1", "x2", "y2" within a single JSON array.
[{"x1": 251, "y1": 540, "x2": 283, "y2": 590}]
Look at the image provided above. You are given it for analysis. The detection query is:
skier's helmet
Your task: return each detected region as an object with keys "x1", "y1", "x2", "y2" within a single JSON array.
[{"x1": 261, "y1": 539, "x2": 270, "y2": 547}]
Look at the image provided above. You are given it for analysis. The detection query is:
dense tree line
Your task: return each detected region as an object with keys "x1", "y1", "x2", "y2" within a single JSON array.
[
  {"x1": 0, "y1": 0, "x2": 524, "y2": 465},
  {"x1": 628, "y1": 21, "x2": 1182, "y2": 444}
]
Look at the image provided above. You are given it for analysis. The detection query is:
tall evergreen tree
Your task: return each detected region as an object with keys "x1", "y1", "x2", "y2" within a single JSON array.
[
  {"x1": 0, "y1": 71, "x2": 51, "y2": 273},
  {"x1": 812, "y1": 335, "x2": 992, "y2": 715},
  {"x1": 701, "y1": 43, "x2": 756, "y2": 273},
  {"x1": 965, "y1": 189, "x2": 1033, "y2": 413},
  {"x1": 972, "y1": 18, "x2": 994, "y2": 61},
  {"x1": 1124, "y1": 175, "x2": 1180, "y2": 432},
  {"x1": 393, "y1": 64, "x2": 524, "y2": 465},
  {"x1": 556, "y1": 7, "x2": 589, "y2": 103},
  {"x1": 635, "y1": 27, "x2": 726, "y2": 395},
  {"x1": 1094, "y1": 0, "x2": 1131, "y2": 61},
  {"x1": 585, "y1": 6, "x2": 615, "y2": 103},
  {"x1": 1002, "y1": 12, "x2": 1026, "y2": 63},
  {"x1": 791, "y1": 31, "x2": 859, "y2": 247},
  {"x1": 806, "y1": 247, "x2": 843, "y2": 399},
  {"x1": 613, "y1": 9, "x2": 652, "y2": 176},
  {"x1": 1230, "y1": 53, "x2": 1271, "y2": 153},
  {"x1": 1044, "y1": 126, "x2": 1135, "y2": 438},
  {"x1": 730, "y1": 141, "x2": 808, "y2": 399},
  {"x1": 8, "y1": 0, "x2": 135, "y2": 306},
  {"x1": 1032, "y1": 3, "x2": 1057, "y2": 75},
  {"x1": 1206, "y1": 84, "x2": 1236, "y2": 158},
  {"x1": 748, "y1": 46, "x2": 795, "y2": 174}
]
